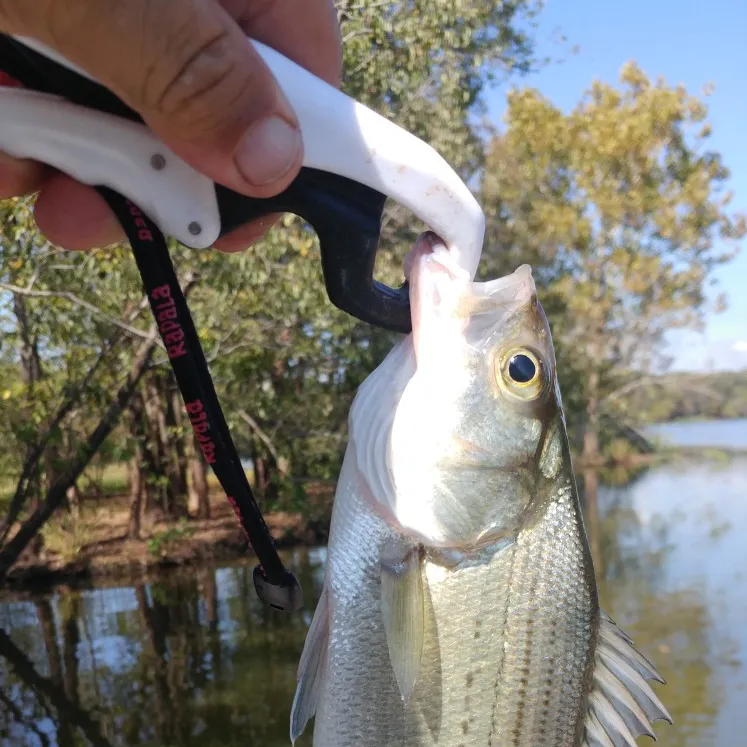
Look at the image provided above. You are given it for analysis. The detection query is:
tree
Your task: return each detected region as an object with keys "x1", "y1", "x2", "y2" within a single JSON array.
[
  {"x1": 1, "y1": 0, "x2": 546, "y2": 574},
  {"x1": 480, "y1": 61, "x2": 747, "y2": 461},
  {"x1": 155, "y1": 0, "x2": 549, "y2": 504},
  {"x1": 0, "y1": 332, "x2": 158, "y2": 575}
]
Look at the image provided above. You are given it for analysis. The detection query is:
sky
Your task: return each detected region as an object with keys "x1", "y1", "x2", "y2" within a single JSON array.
[{"x1": 482, "y1": 0, "x2": 747, "y2": 373}]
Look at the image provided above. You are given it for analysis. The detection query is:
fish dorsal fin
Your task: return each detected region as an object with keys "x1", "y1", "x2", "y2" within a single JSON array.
[
  {"x1": 380, "y1": 542, "x2": 426, "y2": 704},
  {"x1": 290, "y1": 585, "x2": 330, "y2": 744},
  {"x1": 349, "y1": 337, "x2": 416, "y2": 517},
  {"x1": 584, "y1": 610, "x2": 672, "y2": 746}
]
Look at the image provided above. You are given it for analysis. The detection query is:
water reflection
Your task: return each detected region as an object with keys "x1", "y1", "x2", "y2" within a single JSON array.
[
  {"x1": 580, "y1": 456, "x2": 747, "y2": 747},
  {"x1": 0, "y1": 548, "x2": 327, "y2": 747},
  {"x1": 1, "y1": 454, "x2": 745, "y2": 746}
]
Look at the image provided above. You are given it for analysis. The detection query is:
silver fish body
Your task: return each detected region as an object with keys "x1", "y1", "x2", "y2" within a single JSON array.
[{"x1": 291, "y1": 241, "x2": 671, "y2": 747}]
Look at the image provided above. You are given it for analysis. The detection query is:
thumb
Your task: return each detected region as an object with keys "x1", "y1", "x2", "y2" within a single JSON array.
[{"x1": 1, "y1": 0, "x2": 304, "y2": 197}]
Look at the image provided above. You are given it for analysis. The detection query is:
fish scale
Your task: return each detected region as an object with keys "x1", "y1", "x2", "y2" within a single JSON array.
[
  {"x1": 306, "y1": 474, "x2": 597, "y2": 746},
  {"x1": 489, "y1": 485, "x2": 597, "y2": 746}
]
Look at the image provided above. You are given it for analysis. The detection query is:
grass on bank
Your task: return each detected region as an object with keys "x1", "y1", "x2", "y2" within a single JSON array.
[
  {"x1": 0, "y1": 462, "x2": 259, "y2": 568},
  {"x1": 0, "y1": 462, "x2": 254, "y2": 512}
]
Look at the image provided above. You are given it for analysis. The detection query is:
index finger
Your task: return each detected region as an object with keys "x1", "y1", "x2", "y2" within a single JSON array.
[{"x1": 232, "y1": 0, "x2": 342, "y2": 86}]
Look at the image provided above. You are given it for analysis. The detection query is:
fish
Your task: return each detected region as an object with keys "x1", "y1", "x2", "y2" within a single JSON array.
[{"x1": 290, "y1": 233, "x2": 671, "y2": 746}]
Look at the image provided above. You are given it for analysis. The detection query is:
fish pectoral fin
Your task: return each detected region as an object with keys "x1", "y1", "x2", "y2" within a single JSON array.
[
  {"x1": 290, "y1": 585, "x2": 330, "y2": 744},
  {"x1": 584, "y1": 610, "x2": 672, "y2": 747},
  {"x1": 380, "y1": 544, "x2": 425, "y2": 704}
]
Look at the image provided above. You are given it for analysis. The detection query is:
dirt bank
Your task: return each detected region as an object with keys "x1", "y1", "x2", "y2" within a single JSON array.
[{"x1": 2, "y1": 489, "x2": 331, "y2": 590}]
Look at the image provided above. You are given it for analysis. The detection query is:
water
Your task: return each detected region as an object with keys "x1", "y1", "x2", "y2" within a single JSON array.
[
  {"x1": 1, "y1": 420, "x2": 746, "y2": 747},
  {"x1": 645, "y1": 418, "x2": 747, "y2": 450}
]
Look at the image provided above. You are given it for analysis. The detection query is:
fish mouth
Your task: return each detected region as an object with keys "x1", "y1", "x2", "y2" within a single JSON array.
[
  {"x1": 474, "y1": 263, "x2": 534, "y2": 296},
  {"x1": 464, "y1": 264, "x2": 536, "y2": 317}
]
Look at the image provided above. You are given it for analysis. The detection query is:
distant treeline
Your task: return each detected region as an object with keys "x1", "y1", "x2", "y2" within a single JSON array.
[{"x1": 620, "y1": 369, "x2": 747, "y2": 424}]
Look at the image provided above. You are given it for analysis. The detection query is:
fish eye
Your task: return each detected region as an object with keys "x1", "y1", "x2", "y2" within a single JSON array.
[
  {"x1": 495, "y1": 347, "x2": 547, "y2": 401},
  {"x1": 507, "y1": 353, "x2": 537, "y2": 384}
]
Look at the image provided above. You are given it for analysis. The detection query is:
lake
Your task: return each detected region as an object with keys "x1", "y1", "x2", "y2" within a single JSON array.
[
  {"x1": 645, "y1": 418, "x2": 747, "y2": 450},
  {"x1": 1, "y1": 419, "x2": 746, "y2": 747}
]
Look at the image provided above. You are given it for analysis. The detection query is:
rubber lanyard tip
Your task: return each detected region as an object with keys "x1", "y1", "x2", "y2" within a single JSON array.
[{"x1": 253, "y1": 565, "x2": 304, "y2": 612}]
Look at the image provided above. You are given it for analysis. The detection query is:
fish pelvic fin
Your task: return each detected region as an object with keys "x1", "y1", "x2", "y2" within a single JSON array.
[
  {"x1": 290, "y1": 585, "x2": 330, "y2": 744},
  {"x1": 584, "y1": 610, "x2": 672, "y2": 747},
  {"x1": 380, "y1": 542, "x2": 426, "y2": 705}
]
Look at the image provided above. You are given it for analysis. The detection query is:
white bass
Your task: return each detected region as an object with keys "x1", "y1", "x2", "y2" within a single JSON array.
[{"x1": 291, "y1": 235, "x2": 671, "y2": 746}]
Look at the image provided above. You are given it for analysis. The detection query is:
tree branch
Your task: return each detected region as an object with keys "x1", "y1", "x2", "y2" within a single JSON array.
[
  {"x1": 0, "y1": 629, "x2": 112, "y2": 747},
  {"x1": 599, "y1": 376, "x2": 657, "y2": 406},
  {"x1": 0, "y1": 283, "x2": 162, "y2": 345},
  {"x1": 0, "y1": 331, "x2": 158, "y2": 577},
  {"x1": 0, "y1": 275, "x2": 200, "y2": 544},
  {"x1": 0, "y1": 295, "x2": 152, "y2": 544},
  {"x1": 238, "y1": 410, "x2": 287, "y2": 476},
  {"x1": 0, "y1": 688, "x2": 52, "y2": 747}
]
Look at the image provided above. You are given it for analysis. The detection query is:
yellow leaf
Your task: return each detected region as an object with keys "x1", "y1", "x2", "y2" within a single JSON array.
[{"x1": 2, "y1": 390, "x2": 10, "y2": 400}]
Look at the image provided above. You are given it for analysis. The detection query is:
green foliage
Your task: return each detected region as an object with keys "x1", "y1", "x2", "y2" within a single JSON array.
[
  {"x1": 1, "y1": 7, "x2": 746, "y2": 567},
  {"x1": 616, "y1": 369, "x2": 747, "y2": 424},
  {"x1": 146, "y1": 518, "x2": 195, "y2": 558},
  {"x1": 39, "y1": 512, "x2": 99, "y2": 564},
  {"x1": 479, "y1": 62, "x2": 747, "y2": 443},
  {"x1": 1, "y1": 1, "x2": 544, "y2": 544}
]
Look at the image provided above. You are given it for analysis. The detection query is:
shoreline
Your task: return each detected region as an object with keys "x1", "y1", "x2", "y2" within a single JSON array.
[
  {"x1": 3, "y1": 445, "x2": 745, "y2": 592},
  {"x1": 0, "y1": 493, "x2": 330, "y2": 593}
]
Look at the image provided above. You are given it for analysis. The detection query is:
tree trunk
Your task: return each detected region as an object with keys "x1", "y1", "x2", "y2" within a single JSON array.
[
  {"x1": 12, "y1": 293, "x2": 44, "y2": 555},
  {"x1": 253, "y1": 445, "x2": 267, "y2": 501},
  {"x1": 0, "y1": 335, "x2": 157, "y2": 577},
  {"x1": 144, "y1": 372, "x2": 189, "y2": 518},
  {"x1": 37, "y1": 599, "x2": 74, "y2": 746},
  {"x1": 583, "y1": 367, "x2": 601, "y2": 466},
  {"x1": 126, "y1": 458, "x2": 143, "y2": 540},
  {"x1": 125, "y1": 390, "x2": 153, "y2": 539},
  {"x1": 143, "y1": 374, "x2": 169, "y2": 514},
  {"x1": 582, "y1": 467, "x2": 604, "y2": 578},
  {"x1": 61, "y1": 593, "x2": 81, "y2": 707},
  {"x1": 200, "y1": 567, "x2": 222, "y2": 680},
  {"x1": 13, "y1": 293, "x2": 43, "y2": 385},
  {"x1": 167, "y1": 384, "x2": 188, "y2": 500},
  {"x1": 135, "y1": 583, "x2": 173, "y2": 745},
  {"x1": 0, "y1": 628, "x2": 111, "y2": 747},
  {"x1": 188, "y1": 434, "x2": 210, "y2": 519},
  {"x1": 61, "y1": 428, "x2": 80, "y2": 518},
  {"x1": 65, "y1": 485, "x2": 81, "y2": 520}
]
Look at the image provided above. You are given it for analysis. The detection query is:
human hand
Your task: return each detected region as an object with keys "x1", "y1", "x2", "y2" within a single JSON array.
[{"x1": 0, "y1": 0, "x2": 342, "y2": 251}]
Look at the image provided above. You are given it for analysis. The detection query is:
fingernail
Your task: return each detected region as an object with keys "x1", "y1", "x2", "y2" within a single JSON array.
[{"x1": 235, "y1": 116, "x2": 301, "y2": 187}]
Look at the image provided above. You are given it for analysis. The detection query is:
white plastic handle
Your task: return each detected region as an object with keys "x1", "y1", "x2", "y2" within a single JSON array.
[
  {"x1": 1, "y1": 36, "x2": 485, "y2": 277},
  {"x1": 0, "y1": 87, "x2": 223, "y2": 247}
]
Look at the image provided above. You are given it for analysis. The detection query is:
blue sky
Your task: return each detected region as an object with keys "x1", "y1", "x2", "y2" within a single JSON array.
[{"x1": 482, "y1": 0, "x2": 747, "y2": 372}]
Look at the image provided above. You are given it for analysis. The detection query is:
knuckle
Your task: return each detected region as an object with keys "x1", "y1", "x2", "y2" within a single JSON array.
[
  {"x1": 145, "y1": 27, "x2": 274, "y2": 142},
  {"x1": 0, "y1": 0, "x2": 24, "y2": 28},
  {"x1": 0, "y1": 0, "x2": 93, "y2": 40}
]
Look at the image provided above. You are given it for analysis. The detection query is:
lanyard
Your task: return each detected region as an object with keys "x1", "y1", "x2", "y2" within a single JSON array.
[{"x1": 99, "y1": 187, "x2": 302, "y2": 612}]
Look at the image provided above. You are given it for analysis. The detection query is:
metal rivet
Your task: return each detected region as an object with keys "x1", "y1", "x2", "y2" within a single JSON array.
[
  {"x1": 188, "y1": 222, "x2": 202, "y2": 235},
  {"x1": 150, "y1": 154, "x2": 166, "y2": 170}
]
